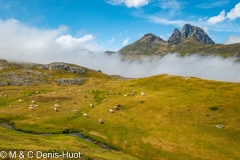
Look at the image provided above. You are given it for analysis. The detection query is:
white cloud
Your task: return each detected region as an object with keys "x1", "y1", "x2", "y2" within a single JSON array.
[
  {"x1": 207, "y1": 10, "x2": 226, "y2": 24},
  {"x1": 56, "y1": 34, "x2": 94, "y2": 48},
  {"x1": 122, "y1": 38, "x2": 130, "y2": 45},
  {"x1": 0, "y1": 19, "x2": 104, "y2": 63},
  {"x1": 207, "y1": 3, "x2": 240, "y2": 25},
  {"x1": 224, "y1": 35, "x2": 240, "y2": 44},
  {"x1": 159, "y1": 0, "x2": 182, "y2": 9},
  {"x1": 146, "y1": 15, "x2": 188, "y2": 26},
  {"x1": 197, "y1": 1, "x2": 229, "y2": 9},
  {"x1": 226, "y1": 2, "x2": 240, "y2": 20},
  {"x1": 107, "y1": 0, "x2": 149, "y2": 8},
  {"x1": 108, "y1": 38, "x2": 115, "y2": 43}
]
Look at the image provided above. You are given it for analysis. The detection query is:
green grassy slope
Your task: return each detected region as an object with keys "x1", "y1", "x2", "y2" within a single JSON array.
[{"x1": 0, "y1": 69, "x2": 239, "y2": 159}]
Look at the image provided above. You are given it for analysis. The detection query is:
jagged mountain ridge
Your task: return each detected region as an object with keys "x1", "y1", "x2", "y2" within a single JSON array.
[{"x1": 117, "y1": 23, "x2": 240, "y2": 59}]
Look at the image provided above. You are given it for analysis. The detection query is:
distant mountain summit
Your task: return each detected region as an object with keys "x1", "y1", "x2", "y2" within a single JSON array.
[
  {"x1": 119, "y1": 33, "x2": 168, "y2": 56},
  {"x1": 168, "y1": 28, "x2": 181, "y2": 45},
  {"x1": 113, "y1": 24, "x2": 239, "y2": 60},
  {"x1": 168, "y1": 24, "x2": 214, "y2": 45}
]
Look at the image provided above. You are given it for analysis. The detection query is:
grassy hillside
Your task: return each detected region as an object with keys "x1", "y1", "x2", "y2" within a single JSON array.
[
  {"x1": 118, "y1": 37, "x2": 240, "y2": 60},
  {"x1": 168, "y1": 38, "x2": 240, "y2": 58},
  {"x1": 0, "y1": 63, "x2": 239, "y2": 160}
]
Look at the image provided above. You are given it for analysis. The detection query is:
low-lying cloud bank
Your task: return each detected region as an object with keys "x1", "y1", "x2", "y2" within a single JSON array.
[{"x1": 1, "y1": 19, "x2": 240, "y2": 82}]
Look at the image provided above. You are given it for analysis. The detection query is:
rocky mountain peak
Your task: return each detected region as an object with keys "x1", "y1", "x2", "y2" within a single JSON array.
[
  {"x1": 181, "y1": 24, "x2": 215, "y2": 44},
  {"x1": 140, "y1": 33, "x2": 165, "y2": 43},
  {"x1": 168, "y1": 28, "x2": 181, "y2": 45}
]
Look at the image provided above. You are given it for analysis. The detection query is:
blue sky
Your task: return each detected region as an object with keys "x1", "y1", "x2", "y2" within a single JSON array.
[{"x1": 0, "y1": 0, "x2": 240, "y2": 52}]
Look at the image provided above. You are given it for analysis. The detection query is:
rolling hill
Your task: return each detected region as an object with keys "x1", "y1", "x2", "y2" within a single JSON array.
[{"x1": 0, "y1": 60, "x2": 239, "y2": 159}]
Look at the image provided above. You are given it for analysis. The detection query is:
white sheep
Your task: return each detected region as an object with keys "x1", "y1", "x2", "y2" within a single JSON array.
[
  {"x1": 83, "y1": 113, "x2": 88, "y2": 117},
  {"x1": 19, "y1": 99, "x2": 23, "y2": 103},
  {"x1": 73, "y1": 110, "x2": 79, "y2": 113},
  {"x1": 78, "y1": 90, "x2": 82, "y2": 92},
  {"x1": 103, "y1": 98, "x2": 108, "y2": 102},
  {"x1": 34, "y1": 105, "x2": 39, "y2": 107},
  {"x1": 90, "y1": 104, "x2": 93, "y2": 108},
  {"x1": 29, "y1": 104, "x2": 34, "y2": 107},
  {"x1": 54, "y1": 107, "x2": 58, "y2": 112},
  {"x1": 114, "y1": 104, "x2": 120, "y2": 110},
  {"x1": 99, "y1": 118, "x2": 103, "y2": 124},
  {"x1": 29, "y1": 107, "x2": 34, "y2": 110},
  {"x1": 54, "y1": 104, "x2": 60, "y2": 108},
  {"x1": 31, "y1": 100, "x2": 35, "y2": 104},
  {"x1": 109, "y1": 109, "x2": 114, "y2": 113},
  {"x1": 141, "y1": 92, "x2": 145, "y2": 96},
  {"x1": 124, "y1": 140, "x2": 128, "y2": 147}
]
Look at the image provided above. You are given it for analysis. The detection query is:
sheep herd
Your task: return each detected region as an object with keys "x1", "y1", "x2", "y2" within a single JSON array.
[{"x1": 8, "y1": 88, "x2": 145, "y2": 126}]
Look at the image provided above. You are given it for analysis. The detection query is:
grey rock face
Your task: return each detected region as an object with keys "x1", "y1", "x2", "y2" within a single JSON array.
[
  {"x1": 0, "y1": 70, "x2": 50, "y2": 86},
  {"x1": 54, "y1": 78, "x2": 84, "y2": 85},
  {"x1": 141, "y1": 33, "x2": 165, "y2": 43},
  {"x1": 181, "y1": 24, "x2": 215, "y2": 44},
  {"x1": 38, "y1": 62, "x2": 86, "y2": 73},
  {"x1": 168, "y1": 28, "x2": 181, "y2": 45}
]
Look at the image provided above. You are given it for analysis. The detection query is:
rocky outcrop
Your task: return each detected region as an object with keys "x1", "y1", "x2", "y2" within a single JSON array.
[
  {"x1": 0, "y1": 70, "x2": 50, "y2": 86},
  {"x1": 168, "y1": 28, "x2": 181, "y2": 45},
  {"x1": 140, "y1": 33, "x2": 165, "y2": 44},
  {"x1": 37, "y1": 62, "x2": 86, "y2": 73},
  {"x1": 180, "y1": 24, "x2": 215, "y2": 44},
  {"x1": 54, "y1": 78, "x2": 84, "y2": 85},
  {"x1": 0, "y1": 59, "x2": 10, "y2": 69}
]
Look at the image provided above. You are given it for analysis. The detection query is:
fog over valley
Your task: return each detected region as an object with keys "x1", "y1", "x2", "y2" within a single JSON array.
[{"x1": 1, "y1": 19, "x2": 240, "y2": 82}]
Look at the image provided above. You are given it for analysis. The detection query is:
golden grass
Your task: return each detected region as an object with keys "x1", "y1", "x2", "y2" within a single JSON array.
[{"x1": 0, "y1": 73, "x2": 240, "y2": 159}]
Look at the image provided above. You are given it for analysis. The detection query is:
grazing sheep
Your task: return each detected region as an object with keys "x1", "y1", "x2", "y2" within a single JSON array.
[
  {"x1": 5, "y1": 94, "x2": 8, "y2": 97},
  {"x1": 78, "y1": 90, "x2": 82, "y2": 92},
  {"x1": 103, "y1": 98, "x2": 108, "y2": 102},
  {"x1": 73, "y1": 110, "x2": 79, "y2": 113},
  {"x1": 72, "y1": 101, "x2": 77, "y2": 104},
  {"x1": 29, "y1": 104, "x2": 34, "y2": 107},
  {"x1": 124, "y1": 93, "x2": 130, "y2": 97},
  {"x1": 141, "y1": 92, "x2": 145, "y2": 96},
  {"x1": 109, "y1": 109, "x2": 114, "y2": 113},
  {"x1": 124, "y1": 141, "x2": 128, "y2": 147},
  {"x1": 36, "y1": 91, "x2": 40, "y2": 94},
  {"x1": 54, "y1": 104, "x2": 60, "y2": 108},
  {"x1": 54, "y1": 107, "x2": 58, "y2": 112},
  {"x1": 99, "y1": 118, "x2": 103, "y2": 124},
  {"x1": 114, "y1": 104, "x2": 120, "y2": 110},
  {"x1": 29, "y1": 107, "x2": 34, "y2": 110},
  {"x1": 83, "y1": 113, "x2": 88, "y2": 117},
  {"x1": 34, "y1": 105, "x2": 39, "y2": 107},
  {"x1": 216, "y1": 124, "x2": 224, "y2": 129},
  {"x1": 31, "y1": 100, "x2": 35, "y2": 104},
  {"x1": 19, "y1": 99, "x2": 23, "y2": 103},
  {"x1": 90, "y1": 104, "x2": 93, "y2": 108}
]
